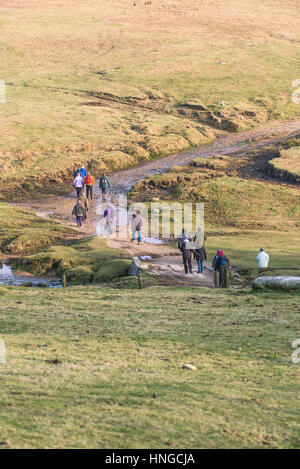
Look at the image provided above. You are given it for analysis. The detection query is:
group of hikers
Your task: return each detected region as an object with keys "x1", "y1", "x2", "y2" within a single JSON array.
[
  {"x1": 71, "y1": 166, "x2": 110, "y2": 227},
  {"x1": 71, "y1": 166, "x2": 271, "y2": 285},
  {"x1": 71, "y1": 166, "x2": 143, "y2": 243},
  {"x1": 178, "y1": 229, "x2": 270, "y2": 287},
  {"x1": 178, "y1": 228, "x2": 230, "y2": 287}
]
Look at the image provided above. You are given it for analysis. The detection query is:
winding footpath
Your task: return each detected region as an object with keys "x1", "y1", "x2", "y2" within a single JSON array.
[{"x1": 16, "y1": 119, "x2": 300, "y2": 287}]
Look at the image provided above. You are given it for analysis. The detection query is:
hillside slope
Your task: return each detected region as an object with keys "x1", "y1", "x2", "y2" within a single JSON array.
[{"x1": 0, "y1": 0, "x2": 299, "y2": 194}]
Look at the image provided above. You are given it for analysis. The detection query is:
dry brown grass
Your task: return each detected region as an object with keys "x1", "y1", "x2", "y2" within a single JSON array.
[
  {"x1": 0, "y1": 0, "x2": 299, "y2": 196},
  {"x1": 269, "y1": 147, "x2": 300, "y2": 182}
]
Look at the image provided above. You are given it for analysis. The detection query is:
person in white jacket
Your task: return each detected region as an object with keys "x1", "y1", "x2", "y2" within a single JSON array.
[{"x1": 256, "y1": 248, "x2": 269, "y2": 272}]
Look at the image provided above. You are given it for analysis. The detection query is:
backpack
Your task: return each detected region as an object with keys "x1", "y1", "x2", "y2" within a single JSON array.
[
  {"x1": 85, "y1": 175, "x2": 92, "y2": 184},
  {"x1": 220, "y1": 256, "x2": 227, "y2": 266},
  {"x1": 75, "y1": 203, "x2": 84, "y2": 216},
  {"x1": 102, "y1": 177, "x2": 107, "y2": 186}
]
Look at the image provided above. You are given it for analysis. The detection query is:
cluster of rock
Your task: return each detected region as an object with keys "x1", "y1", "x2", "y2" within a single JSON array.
[{"x1": 253, "y1": 276, "x2": 300, "y2": 291}]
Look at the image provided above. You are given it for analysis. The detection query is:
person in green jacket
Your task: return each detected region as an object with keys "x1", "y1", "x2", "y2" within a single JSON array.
[{"x1": 99, "y1": 173, "x2": 111, "y2": 201}]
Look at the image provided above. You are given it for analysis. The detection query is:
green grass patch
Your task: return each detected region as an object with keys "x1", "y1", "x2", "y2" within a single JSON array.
[
  {"x1": 269, "y1": 146, "x2": 300, "y2": 183},
  {"x1": 0, "y1": 285, "x2": 299, "y2": 448},
  {"x1": 16, "y1": 236, "x2": 131, "y2": 285},
  {"x1": 0, "y1": 202, "x2": 76, "y2": 255}
]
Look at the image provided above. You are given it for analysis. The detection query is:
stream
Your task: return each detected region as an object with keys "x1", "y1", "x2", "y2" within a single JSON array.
[{"x1": 0, "y1": 263, "x2": 62, "y2": 288}]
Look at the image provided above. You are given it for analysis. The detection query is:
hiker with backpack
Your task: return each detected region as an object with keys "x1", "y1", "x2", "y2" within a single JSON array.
[
  {"x1": 212, "y1": 250, "x2": 230, "y2": 287},
  {"x1": 80, "y1": 165, "x2": 87, "y2": 180},
  {"x1": 78, "y1": 193, "x2": 89, "y2": 218},
  {"x1": 72, "y1": 198, "x2": 86, "y2": 227},
  {"x1": 73, "y1": 173, "x2": 84, "y2": 197},
  {"x1": 99, "y1": 173, "x2": 111, "y2": 201},
  {"x1": 84, "y1": 172, "x2": 94, "y2": 200},
  {"x1": 131, "y1": 210, "x2": 143, "y2": 244}
]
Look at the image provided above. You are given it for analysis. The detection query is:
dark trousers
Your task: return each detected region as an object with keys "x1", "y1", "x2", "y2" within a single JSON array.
[
  {"x1": 101, "y1": 188, "x2": 108, "y2": 200},
  {"x1": 76, "y1": 187, "x2": 82, "y2": 197},
  {"x1": 86, "y1": 185, "x2": 93, "y2": 199},
  {"x1": 183, "y1": 257, "x2": 192, "y2": 274},
  {"x1": 76, "y1": 216, "x2": 83, "y2": 227}
]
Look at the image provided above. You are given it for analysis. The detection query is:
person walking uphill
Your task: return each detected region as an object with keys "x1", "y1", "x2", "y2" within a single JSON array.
[
  {"x1": 80, "y1": 165, "x2": 87, "y2": 180},
  {"x1": 72, "y1": 199, "x2": 86, "y2": 227},
  {"x1": 99, "y1": 173, "x2": 111, "y2": 201},
  {"x1": 73, "y1": 173, "x2": 84, "y2": 197},
  {"x1": 78, "y1": 193, "x2": 89, "y2": 218},
  {"x1": 84, "y1": 172, "x2": 94, "y2": 200}
]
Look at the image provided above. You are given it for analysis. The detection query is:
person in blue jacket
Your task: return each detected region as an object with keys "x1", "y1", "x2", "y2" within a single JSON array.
[{"x1": 80, "y1": 165, "x2": 87, "y2": 179}]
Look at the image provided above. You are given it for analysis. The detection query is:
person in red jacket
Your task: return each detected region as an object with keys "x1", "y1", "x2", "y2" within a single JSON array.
[{"x1": 83, "y1": 172, "x2": 95, "y2": 200}]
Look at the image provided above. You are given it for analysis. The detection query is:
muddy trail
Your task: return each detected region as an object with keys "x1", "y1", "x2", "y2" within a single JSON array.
[
  {"x1": 14, "y1": 119, "x2": 300, "y2": 287},
  {"x1": 109, "y1": 119, "x2": 300, "y2": 194}
]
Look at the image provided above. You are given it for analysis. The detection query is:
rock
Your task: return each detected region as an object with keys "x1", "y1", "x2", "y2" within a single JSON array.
[
  {"x1": 178, "y1": 101, "x2": 207, "y2": 111},
  {"x1": 253, "y1": 276, "x2": 300, "y2": 291},
  {"x1": 37, "y1": 282, "x2": 50, "y2": 288},
  {"x1": 182, "y1": 364, "x2": 197, "y2": 370},
  {"x1": 22, "y1": 282, "x2": 33, "y2": 287},
  {"x1": 46, "y1": 358, "x2": 62, "y2": 365}
]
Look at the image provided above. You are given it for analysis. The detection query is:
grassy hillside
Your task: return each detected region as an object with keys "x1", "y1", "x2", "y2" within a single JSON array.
[
  {"x1": 0, "y1": 284, "x2": 299, "y2": 449},
  {"x1": 0, "y1": 202, "x2": 77, "y2": 255},
  {"x1": 130, "y1": 155, "x2": 300, "y2": 230},
  {"x1": 129, "y1": 153, "x2": 300, "y2": 270},
  {"x1": 269, "y1": 146, "x2": 300, "y2": 183},
  {"x1": 0, "y1": 0, "x2": 299, "y2": 196}
]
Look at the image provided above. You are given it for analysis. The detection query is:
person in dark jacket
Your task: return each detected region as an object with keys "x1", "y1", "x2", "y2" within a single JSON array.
[
  {"x1": 72, "y1": 199, "x2": 86, "y2": 227},
  {"x1": 182, "y1": 239, "x2": 194, "y2": 274},
  {"x1": 99, "y1": 173, "x2": 111, "y2": 201},
  {"x1": 73, "y1": 168, "x2": 80, "y2": 179},
  {"x1": 178, "y1": 229, "x2": 191, "y2": 251},
  {"x1": 194, "y1": 246, "x2": 207, "y2": 274},
  {"x1": 78, "y1": 193, "x2": 89, "y2": 218},
  {"x1": 213, "y1": 250, "x2": 230, "y2": 287}
]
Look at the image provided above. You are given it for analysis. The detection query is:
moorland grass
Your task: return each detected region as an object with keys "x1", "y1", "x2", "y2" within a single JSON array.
[
  {"x1": 269, "y1": 147, "x2": 300, "y2": 182},
  {"x1": 0, "y1": 285, "x2": 299, "y2": 448},
  {"x1": 130, "y1": 156, "x2": 300, "y2": 230},
  {"x1": 0, "y1": 202, "x2": 77, "y2": 255},
  {"x1": 16, "y1": 236, "x2": 132, "y2": 284},
  {"x1": 0, "y1": 0, "x2": 300, "y2": 196}
]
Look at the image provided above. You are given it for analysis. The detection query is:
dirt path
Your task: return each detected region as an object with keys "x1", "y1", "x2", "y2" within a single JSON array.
[{"x1": 15, "y1": 119, "x2": 300, "y2": 287}]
